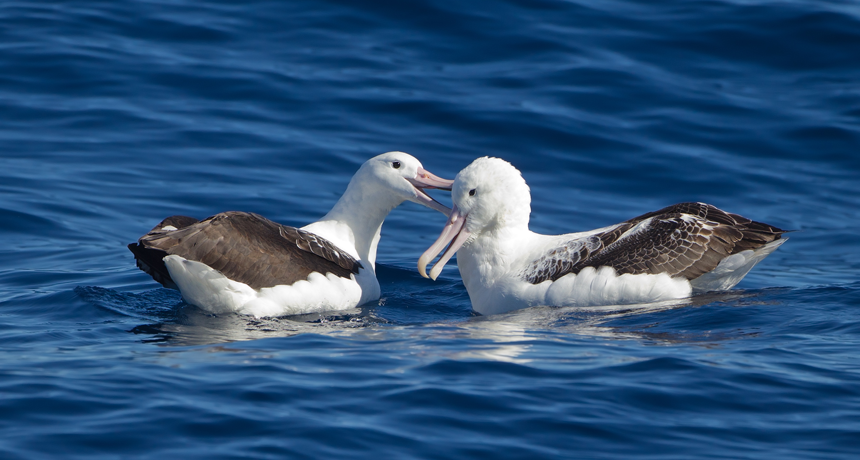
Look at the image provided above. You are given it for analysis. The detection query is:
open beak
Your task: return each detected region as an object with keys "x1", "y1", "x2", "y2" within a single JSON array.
[
  {"x1": 407, "y1": 167, "x2": 454, "y2": 215},
  {"x1": 417, "y1": 204, "x2": 472, "y2": 280}
]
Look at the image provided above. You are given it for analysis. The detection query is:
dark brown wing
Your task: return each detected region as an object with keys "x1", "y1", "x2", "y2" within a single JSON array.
[
  {"x1": 620, "y1": 202, "x2": 786, "y2": 253},
  {"x1": 520, "y1": 224, "x2": 626, "y2": 284},
  {"x1": 151, "y1": 215, "x2": 200, "y2": 231},
  {"x1": 522, "y1": 202, "x2": 786, "y2": 284},
  {"x1": 128, "y1": 212, "x2": 362, "y2": 290}
]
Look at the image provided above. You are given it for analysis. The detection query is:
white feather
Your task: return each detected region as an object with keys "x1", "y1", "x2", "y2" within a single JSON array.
[
  {"x1": 435, "y1": 157, "x2": 784, "y2": 316},
  {"x1": 165, "y1": 255, "x2": 371, "y2": 317},
  {"x1": 154, "y1": 151, "x2": 445, "y2": 317}
]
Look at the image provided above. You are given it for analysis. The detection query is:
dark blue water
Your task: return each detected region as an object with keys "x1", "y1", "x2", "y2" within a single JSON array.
[{"x1": 2, "y1": 0, "x2": 860, "y2": 458}]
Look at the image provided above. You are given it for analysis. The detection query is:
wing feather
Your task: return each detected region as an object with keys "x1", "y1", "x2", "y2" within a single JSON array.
[
  {"x1": 128, "y1": 212, "x2": 362, "y2": 290},
  {"x1": 521, "y1": 202, "x2": 786, "y2": 284}
]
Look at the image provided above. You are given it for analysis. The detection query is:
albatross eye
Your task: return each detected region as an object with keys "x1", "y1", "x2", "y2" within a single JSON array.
[
  {"x1": 469, "y1": 189, "x2": 476, "y2": 196},
  {"x1": 392, "y1": 161, "x2": 401, "y2": 169}
]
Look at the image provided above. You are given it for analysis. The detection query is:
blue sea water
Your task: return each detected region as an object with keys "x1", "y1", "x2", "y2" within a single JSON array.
[{"x1": 1, "y1": 0, "x2": 860, "y2": 457}]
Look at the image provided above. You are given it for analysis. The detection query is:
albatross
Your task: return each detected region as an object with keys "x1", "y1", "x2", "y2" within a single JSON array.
[
  {"x1": 418, "y1": 157, "x2": 787, "y2": 316},
  {"x1": 129, "y1": 151, "x2": 453, "y2": 317}
]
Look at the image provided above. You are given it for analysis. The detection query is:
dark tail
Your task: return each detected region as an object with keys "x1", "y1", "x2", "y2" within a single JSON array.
[
  {"x1": 128, "y1": 215, "x2": 199, "y2": 290},
  {"x1": 725, "y1": 212, "x2": 788, "y2": 253}
]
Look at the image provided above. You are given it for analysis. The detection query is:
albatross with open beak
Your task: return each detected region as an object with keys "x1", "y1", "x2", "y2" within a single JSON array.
[
  {"x1": 418, "y1": 157, "x2": 786, "y2": 316},
  {"x1": 129, "y1": 151, "x2": 453, "y2": 317}
]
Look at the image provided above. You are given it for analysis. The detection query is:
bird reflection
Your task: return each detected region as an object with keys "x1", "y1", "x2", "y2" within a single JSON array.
[{"x1": 83, "y1": 285, "x2": 781, "y2": 355}]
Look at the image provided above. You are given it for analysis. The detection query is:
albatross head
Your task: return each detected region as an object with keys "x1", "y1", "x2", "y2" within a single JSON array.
[
  {"x1": 418, "y1": 157, "x2": 531, "y2": 280},
  {"x1": 358, "y1": 151, "x2": 454, "y2": 215}
]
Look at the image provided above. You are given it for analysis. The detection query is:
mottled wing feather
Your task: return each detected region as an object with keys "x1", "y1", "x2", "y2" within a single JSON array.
[
  {"x1": 522, "y1": 227, "x2": 627, "y2": 284},
  {"x1": 575, "y1": 213, "x2": 737, "y2": 279},
  {"x1": 128, "y1": 212, "x2": 361, "y2": 290},
  {"x1": 522, "y1": 202, "x2": 786, "y2": 284}
]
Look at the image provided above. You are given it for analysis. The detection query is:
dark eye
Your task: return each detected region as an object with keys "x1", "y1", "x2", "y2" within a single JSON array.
[
  {"x1": 469, "y1": 189, "x2": 476, "y2": 196},
  {"x1": 392, "y1": 161, "x2": 401, "y2": 169}
]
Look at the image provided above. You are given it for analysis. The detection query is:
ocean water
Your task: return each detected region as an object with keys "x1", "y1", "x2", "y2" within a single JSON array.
[{"x1": 1, "y1": 0, "x2": 859, "y2": 458}]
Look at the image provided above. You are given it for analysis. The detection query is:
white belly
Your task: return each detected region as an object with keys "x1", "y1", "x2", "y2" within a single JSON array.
[
  {"x1": 465, "y1": 265, "x2": 692, "y2": 316},
  {"x1": 163, "y1": 255, "x2": 379, "y2": 317}
]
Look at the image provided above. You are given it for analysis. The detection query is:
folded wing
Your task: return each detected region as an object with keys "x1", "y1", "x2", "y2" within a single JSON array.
[
  {"x1": 522, "y1": 202, "x2": 786, "y2": 284},
  {"x1": 128, "y1": 211, "x2": 362, "y2": 290}
]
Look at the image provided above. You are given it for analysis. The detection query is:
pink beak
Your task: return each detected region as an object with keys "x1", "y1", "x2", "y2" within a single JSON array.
[
  {"x1": 407, "y1": 167, "x2": 454, "y2": 215},
  {"x1": 417, "y1": 204, "x2": 472, "y2": 280}
]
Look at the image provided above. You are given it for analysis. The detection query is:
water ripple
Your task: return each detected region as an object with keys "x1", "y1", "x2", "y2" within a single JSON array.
[{"x1": 1, "y1": 0, "x2": 859, "y2": 458}]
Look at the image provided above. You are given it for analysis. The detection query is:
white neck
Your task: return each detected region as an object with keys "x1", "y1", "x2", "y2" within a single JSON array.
[
  {"x1": 459, "y1": 225, "x2": 534, "y2": 288},
  {"x1": 302, "y1": 172, "x2": 406, "y2": 271}
]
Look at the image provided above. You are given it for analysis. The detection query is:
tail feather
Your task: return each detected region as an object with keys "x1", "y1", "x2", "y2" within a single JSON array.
[
  {"x1": 691, "y1": 238, "x2": 787, "y2": 293},
  {"x1": 128, "y1": 215, "x2": 199, "y2": 289},
  {"x1": 733, "y1": 217, "x2": 788, "y2": 253}
]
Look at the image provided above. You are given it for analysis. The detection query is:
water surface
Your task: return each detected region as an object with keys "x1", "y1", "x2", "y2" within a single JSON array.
[{"x1": 1, "y1": 0, "x2": 859, "y2": 458}]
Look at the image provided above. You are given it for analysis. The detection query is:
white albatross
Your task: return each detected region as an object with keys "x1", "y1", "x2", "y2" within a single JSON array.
[
  {"x1": 129, "y1": 151, "x2": 453, "y2": 317},
  {"x1": 418, "y1": 157, "x2": 787, "y2": 316}
]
